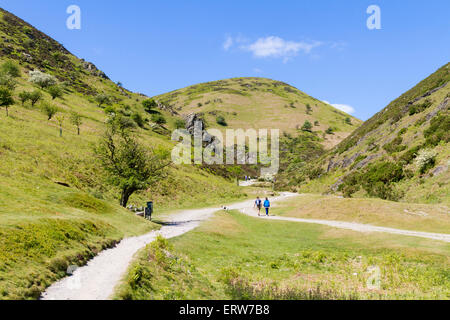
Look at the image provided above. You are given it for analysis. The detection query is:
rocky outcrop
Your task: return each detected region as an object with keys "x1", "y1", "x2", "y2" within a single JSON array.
[
  {"x1": 426, "y1": 97, "x2": 449, "y2": 121},
  {"x1": 184, "y1": 113, "x2": 219, "y2": 145},
  {"x1": 80, "y1": 59, "x2": 109, "y2": 80}
]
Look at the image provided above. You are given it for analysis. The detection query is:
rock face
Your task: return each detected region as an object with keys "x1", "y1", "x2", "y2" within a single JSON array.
[
  {"x1": 80, "y1": 59, "x2": 109, "y2": 80},
  {"x1": 184, "y1": 113, "x2": 218, "y2": 145}
]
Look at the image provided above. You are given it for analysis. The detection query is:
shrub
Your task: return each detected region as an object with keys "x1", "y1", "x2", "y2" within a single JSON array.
[
  {"x1": 345, "y1": 117, "x2": 352, "y2": 125},
  {"x1": 415, "y1": 149, "x2": 437, "y2": 174},
  {"x1": 104, "y1": 106, "x2": 116, "y2": 115},
  {"x1": 216, "y1": 115, "x2": 227, "y2": 126},
  {"x1": 47, "y1": 85, "x2": 63, "y2": 100},
  {"x1": 41, "y1": 102, "x2": 59, "y2": 120},
  {"x1": 301, "y1": 120, "x2": 312, "y2": 132},
  {"x1": 383, "y1": 137, "x2": 406, "y2": 154},
  {"x1": 423, "y1": 113, "x2": 450, "y2": 147},
  {"x1": 151, "y1": 114, "x2": 166, "y2": 125},
  {"x1": 29, "y1": 70, "x2": 57, "y2": 88},
  {"x1": 131, "y1": 112, "x2": 145, "y2": 128},
  {"x1": 0, "y1": 73, "x2": 17, "y2": 90},
  {"x1": 0, "y1": 60, "x2": 21, "y2": 77},
  {"x1": 29, "y1": 90, "x2": 42, "y2": 107},
  {"x1": 95, "y1": 93, "x2": 111, "y2": 108},
  {"x1": 409, "y1": 99, "x2": 432, "y2": 116},
  {"x1": 0, "y1": 87, "x2": 14, "y2": 116},
  {"x1": 175, "y1": 119, "x2": 185, "y2": 129},
  {"x1": 314, "y1": 120, "x2": 319, "y2": 126},
  {"x1": 325, "y1": 127, "x2": 334, "y2": 135},
  {"x1": 142, "y1": 99, "x2": 157, "y2": 113},
  {"x1": 18, "y1": 91, "x2": 30, "y2": 106},
  {"x1": 340, "y1": 161, "x2": 405, "y2": 200},
  {"x1": 399, "y1": 145, "x2": 422, "y2": 165}
]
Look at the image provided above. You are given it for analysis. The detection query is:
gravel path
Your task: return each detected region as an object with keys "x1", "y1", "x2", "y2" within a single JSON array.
[
  {"x1": 240, "y1": 195, "x2": 450, "y2": 243},
  {"x1": 40, "y1": 192, "x2": 296, "y2": 300}
]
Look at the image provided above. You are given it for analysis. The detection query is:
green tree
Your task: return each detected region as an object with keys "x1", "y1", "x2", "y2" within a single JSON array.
[
  {"x1": 95, "y1": 124, "x2": 171, "y2": 207},
  {"x1": 0, "y1": 73, "x2": 17, "y2": 90},
  {"x1": 47, "y1": 85, "x2": 63, "y2": 100},
  {"x1": 0, "y1": 87, "x2": 14, "y2": 117},
  {"x1": 18, "y1": 91, "x2": 31, "y2": 106},
  {"x1": 301, "y1": 120, "x2": 312, "y2": 132},
  {"x1": 41, "y1": 102, "x2": 58, "y2": 120},
  {"x1": 142, "y1": 98, "x2": 157, "y2": 113},
  {"x1": 151, "y1": 114, "x2": 166, "y2": 125},
  {"x1": 0, "y1": 60, "x2": 21, "y2": 78},
  {"x1": 95, "y1": 93, "x2": 111, "y2": 108},
  {"x1": 70, "y1": 112, "x2": 83, "y2": 135},
  {"x1": 29, "y1": 90, "x2": 42, "y2": 107}
]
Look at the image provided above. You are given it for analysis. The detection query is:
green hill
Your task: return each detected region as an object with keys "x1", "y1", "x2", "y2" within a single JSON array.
[
  {"x1": 154, "y1": 77, "x2": 362, "y2": 148},
  {"x1": 288, "y1": 63, "x2": 450, "y2": 204},
  {"x1": 0, "y1": 7, "x2": 244, "y2": 299}
]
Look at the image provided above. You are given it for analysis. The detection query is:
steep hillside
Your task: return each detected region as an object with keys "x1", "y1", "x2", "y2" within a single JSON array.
[
  {"x1": 0, "y1": 8, "x2": 244, "y2": 299},
  {"x1": 154, "y1": 77, "x2": 362, "y2": 148},
  {"x1": 290, "y1": 63, "x2": 450, "y2": 204}
]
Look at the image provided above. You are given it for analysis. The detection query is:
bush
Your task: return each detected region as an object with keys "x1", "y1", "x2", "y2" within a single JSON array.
[
  {"x1": 131, "y1": 112, "x2": 145, "y2": 128},
  {"x1": 383, "y1": 137, "x2": 406, "y2": 154},
  {"x1": 345, "y1": 117, "x2": 352, "y2": 125},
  {"x1": 47, "y1": 85, "x2": 63, "y2": 100},
  {"x1": 415, "y1": 149, "x2": 437, "y2": 174},
  {"x1": 41, "y1": 102, "x2": 59, "y2": 120},
  {"x1": 175, "y1": 119, "x2": 185, "y2": 129},
  {"x1": 424, "y1": 113, "x2": 450, "y2": 147},
  {"x1": 301, "y1": 120, "x2": 312, "y2": 132},
  {"x1": 29, "y1": 90, "x2": 42, "y2": 107},
  {"x1": 151, "y1": 114, "x2": 166, "y2": 125},
  {"x1": 0, "y1": 60, "x2": 21, "y2": 77},
  {"x1": 409, "y1": 99, "x2": 432, "y2": 116},
  {"x1": 325, "y1": 127, "x2": 334, "y2": 135},
  {"x1": 29, "y1": 70, "x2": 57, "y2": 88},
  {"x1": 399, "y1": 145, "x2": 422, "y2": 165},
  {"x1": 216, "y1": 115, "x2": 227, "y2": 126},
  {"x1": 95, "y1": 94, "x2": 111, "y2": 108},
  {"x1": 340, "y1": 161, "x2": 405, "y2": 201},
  {"x1": 142, "y1": 99, "x2": 157, "y2": 113}
]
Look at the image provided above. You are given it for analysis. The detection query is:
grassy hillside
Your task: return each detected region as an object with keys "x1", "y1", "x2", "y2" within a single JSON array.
[
  {"x1": 0, "y1": 7, "x2": 245, "y2": 299},
  {"x1": 284, "y1": 63, "x2": 450, "y2": 204},
  {"x1": 116, "y1": 211, "x2": 449, "y2": 300},
  {"x1": 154, "y1": 77, "x2": 362, "y2": 148}
]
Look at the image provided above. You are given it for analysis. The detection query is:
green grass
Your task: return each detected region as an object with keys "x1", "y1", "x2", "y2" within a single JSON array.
[
  {"x1": 0, "y1": 10, "x2": 247, "y2": 300},
  {"x1": 117, "y1": 211, "x2": 450, "y2": 300},
  {"x1": 273, "y1": 194, "x2": 450, "y2": 234},
  {"x1": 154, "y1": 77, "x2": 361, "y2": 148}
]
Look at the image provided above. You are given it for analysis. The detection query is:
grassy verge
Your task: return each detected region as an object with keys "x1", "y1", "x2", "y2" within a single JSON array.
[
  {"x1": 273, "y1": 194, "x2": 450, "y2": 234},
  {"x1": 116, "y1": 211, "x2": 450, "y2": 300}
]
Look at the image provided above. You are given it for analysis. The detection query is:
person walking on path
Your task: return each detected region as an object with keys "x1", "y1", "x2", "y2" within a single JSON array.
[
  {"x1": 254, "y1": 196, "x2": 262, "y2": 216},
  {"x1": 263, "y1": 197, "x2": 270, "y2": 216}
]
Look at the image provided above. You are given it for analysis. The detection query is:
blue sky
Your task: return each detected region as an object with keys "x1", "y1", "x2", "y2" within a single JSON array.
[{"x1": 1, "y1": 0, "x2": 449, "y2": 120}]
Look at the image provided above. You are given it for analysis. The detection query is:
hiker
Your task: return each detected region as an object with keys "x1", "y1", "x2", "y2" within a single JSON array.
[
  {"x1": 254, "y1": 196, "x2": 262, "y2": 216},
  {"x1": 263, "y1": 197, "x2": 270, "y2": 216}
]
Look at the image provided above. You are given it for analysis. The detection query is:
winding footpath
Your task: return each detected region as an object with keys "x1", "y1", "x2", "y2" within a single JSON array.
[
  {"x1": 41, "y1": 191, "x2": 449, "y2": 300},
  {"x1": 40, "y1": 192, "x2": 296, "y2": 300}
]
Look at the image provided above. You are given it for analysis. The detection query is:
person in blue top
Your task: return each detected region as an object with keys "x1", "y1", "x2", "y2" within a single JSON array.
[
  {"x1": 263, "y1": 197, "x2": 270, "y2": 216},
  {"x1": 254, "y1": 196, "x2": 262, "y2": 216}
]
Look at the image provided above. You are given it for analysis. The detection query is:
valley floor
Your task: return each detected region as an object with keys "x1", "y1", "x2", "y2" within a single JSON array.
[{"x1": 115, "y1": 193, "x2": 449, "y2": 300}]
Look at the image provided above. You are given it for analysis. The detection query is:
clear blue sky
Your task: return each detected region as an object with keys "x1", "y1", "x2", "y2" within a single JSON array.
[{"x1": 1, "y1": 0, "x2": 449, "y2": 120}]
